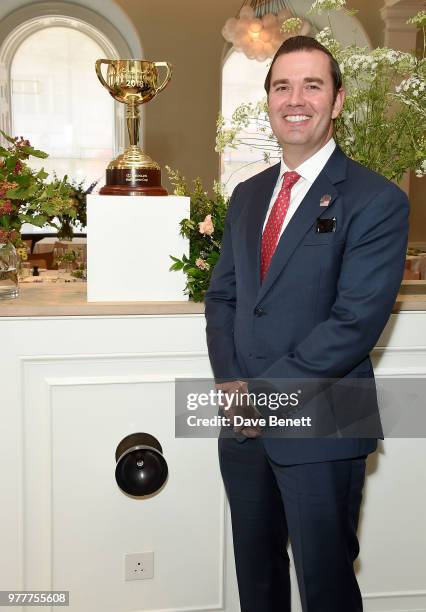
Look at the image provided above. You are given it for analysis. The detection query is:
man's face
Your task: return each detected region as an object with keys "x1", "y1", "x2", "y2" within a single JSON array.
[{"x1": 267, "y1": 50, "x2": 345, "y2": 157}]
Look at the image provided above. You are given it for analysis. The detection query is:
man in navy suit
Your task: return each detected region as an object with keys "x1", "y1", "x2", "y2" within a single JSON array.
[{"x1": 204, "y1": 36, "x2": 409, "y2": 611}]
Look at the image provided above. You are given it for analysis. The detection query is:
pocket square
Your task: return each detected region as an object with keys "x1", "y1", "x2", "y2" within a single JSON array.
[{"x1": 316, "y1": 217, "x2": 336, "y2": 233}]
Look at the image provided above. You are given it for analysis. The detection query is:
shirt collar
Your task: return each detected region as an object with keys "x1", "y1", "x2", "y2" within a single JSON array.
[{"x1": 279, "y1": 138, "x2": 336, "y2": 185}]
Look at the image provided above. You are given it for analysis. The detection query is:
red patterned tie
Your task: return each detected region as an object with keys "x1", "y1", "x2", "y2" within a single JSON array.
[{"x1": 260, "y1": 171, "x2": 300, "y2": 282}]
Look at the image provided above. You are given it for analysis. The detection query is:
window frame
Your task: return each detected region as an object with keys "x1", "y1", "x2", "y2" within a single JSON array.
[{"x1": 0, "y1": 1, "x2": 143, "y2": 156}]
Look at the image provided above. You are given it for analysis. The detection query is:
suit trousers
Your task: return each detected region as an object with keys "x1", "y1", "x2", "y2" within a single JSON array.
[{"x1": 218, "y1": 434, "x2": 366, "y2": 612}]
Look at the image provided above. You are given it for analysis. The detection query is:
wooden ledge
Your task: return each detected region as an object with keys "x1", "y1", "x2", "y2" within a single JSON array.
[
  {"x1": 0, "y1": 284, "x2": 204, "y2": 317},
  {"x1": 0, "y1": 283, "x2": 425, "y2": 317}
]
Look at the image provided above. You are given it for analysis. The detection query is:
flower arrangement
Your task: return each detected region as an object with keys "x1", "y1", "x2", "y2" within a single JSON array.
[
  {"x1": 54, "y1": 247, "x2": 86, "y2": 279},
  {"x1": 0, "y1": 131, "x2": 88, "y2": 250},
  {"x1": 216, "y1": 4, "x2": 426, "y2": 183},
  {"x1": 54, "y1": 247, "x2": 79, "y2": 268},
  {"x1": 52, "y1": 176, "x2": 95, "y2": 241},
  {"x1": 309, "y1": 0, "x2": 347, "y2": 13},
  {"x1": 167, "y1": 166, "x2": 228, "y2": 302},
  {"x1": 173, "y1": 3, "x2": 424, "y2": 300}
]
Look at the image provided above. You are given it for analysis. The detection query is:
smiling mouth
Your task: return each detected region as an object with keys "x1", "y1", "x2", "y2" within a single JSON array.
[{"x1": 284, "y1": 115, "x2": 311, "y2": 123}]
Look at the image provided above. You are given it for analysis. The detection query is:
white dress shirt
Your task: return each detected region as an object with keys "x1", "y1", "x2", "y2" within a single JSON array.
[{"x1": 262, "y1": 138, "x2": 336, "y2": 238}]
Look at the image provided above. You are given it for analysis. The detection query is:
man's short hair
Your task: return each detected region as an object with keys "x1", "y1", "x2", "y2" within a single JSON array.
[{"x1": 264, "y1": 35, "x2": 343, "y2": 102}]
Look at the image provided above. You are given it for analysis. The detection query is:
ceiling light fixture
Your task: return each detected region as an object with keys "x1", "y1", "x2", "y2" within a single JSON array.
[{"x1": 222, "y1": 0, "x2": 311, "y2": 61}]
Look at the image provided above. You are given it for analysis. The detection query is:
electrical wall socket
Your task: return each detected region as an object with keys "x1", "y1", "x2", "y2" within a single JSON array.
[{"x1": 124, "y1": 552, "x2": 154, "y2": 581}]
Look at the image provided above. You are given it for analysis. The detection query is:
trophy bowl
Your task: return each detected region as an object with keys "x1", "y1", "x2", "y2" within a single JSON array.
[{"x1": 95, "y1": 59, "x2": 172, "y2": 196}]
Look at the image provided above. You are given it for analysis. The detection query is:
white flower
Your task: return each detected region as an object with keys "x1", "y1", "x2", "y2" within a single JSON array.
[
  {"x1": 309, "y1": 0, "x2": 346, "y2": 14},
  {"x1": 315, "y1": 26, "x2": 333, "y2": 42},
  {"x1": 395, "y1": 76, "x2": 426, "y2": 103},
  {"x1": 415, "y1": 160, "x2": 426, "y2": 177},
  {"x1": 281, "y1": 17, "x2": 303, "y2": 33}
]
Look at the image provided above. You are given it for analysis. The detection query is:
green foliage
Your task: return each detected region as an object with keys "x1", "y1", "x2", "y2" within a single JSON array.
[
  {"x1": 216, "y1": 6, "x2": 426, "y2": 183},
  {"x1": 55, "y1": 248, "x2": 79, "y2": 264},
  {"x1": 0, "y1": 131, "x2": 78, "y2": 246},
  {"x1": 70, "y1": 265, "x2": 86, "y2": 280},
  {"x1": 331, "y1": 40, "x2": 426, "y2": 182},
  {"x1": 167, "y1": 166, "x2": 229, "y2": 302},
  {"x1": 52, "y1": 175, "x2": 94, "y2": 240}
]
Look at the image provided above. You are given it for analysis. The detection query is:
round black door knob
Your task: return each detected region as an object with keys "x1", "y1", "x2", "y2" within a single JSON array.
[{"x1": 115, "y1": 433, "x2": 168, "y2": 497}]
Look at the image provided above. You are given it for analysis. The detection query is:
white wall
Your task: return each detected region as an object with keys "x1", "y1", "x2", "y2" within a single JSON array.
[{"x1": 0, "y1": 311, "x2": 425, "y2": 611}]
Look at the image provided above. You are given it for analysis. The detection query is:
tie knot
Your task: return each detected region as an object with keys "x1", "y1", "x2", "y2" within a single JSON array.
[{"x1": 282, "y1": 171, "x2": 300, "y2": 189}]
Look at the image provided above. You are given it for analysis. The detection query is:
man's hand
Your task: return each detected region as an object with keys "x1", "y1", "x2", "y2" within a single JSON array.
[{"x1": 215, "y1": 380, "x2": 262, "y2": 438}]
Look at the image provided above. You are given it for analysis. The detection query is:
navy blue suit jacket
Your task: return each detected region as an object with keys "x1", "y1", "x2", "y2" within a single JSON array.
[{"x1": 204, "y1": 144, "x2": 409, "y2": 464}]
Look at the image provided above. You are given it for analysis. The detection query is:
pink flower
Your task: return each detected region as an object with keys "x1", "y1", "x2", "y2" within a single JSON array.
[
  {"x1": 0, "y1": 200, "x2": 13, "y2": 215},
  {"x1": 0, "y1": 181, "x2": 18, "y2": 198},
  {"x1": 16, "y1": 136, "x2": 30, "y2": 148},
  {"x1": 14, "y1": 136, "x2": 31, "y2": 159},
  {"x1": 0, "y1": 229, "x2": 19, "y2": 243},
  {"x1": 198, "y1": 214, "x2": 214, "y2": 236},
  {"x1": 195, "y1": 257, "x2": 210, "y2": 271},
  {"x1": 13, "y1": 161, "x2": 22, "y2": 174}
]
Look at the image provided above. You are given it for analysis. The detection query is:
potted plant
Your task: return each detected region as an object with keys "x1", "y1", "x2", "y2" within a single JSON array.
[{"x1": 0, "y1": 131, "x2": 83, "y2": 298}]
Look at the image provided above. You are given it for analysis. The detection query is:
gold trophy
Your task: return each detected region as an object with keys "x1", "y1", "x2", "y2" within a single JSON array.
[{"x1": 95, "y1": 59, "x2": 172, "y2": 196}]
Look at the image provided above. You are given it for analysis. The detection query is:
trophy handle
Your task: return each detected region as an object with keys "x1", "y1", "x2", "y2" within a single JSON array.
[
  {"x1": 95, "y1": 59, "x2": 113, "y2": 92},
  {"x1": 154, "y1": 62, "x2": 172, "y2": 94}
]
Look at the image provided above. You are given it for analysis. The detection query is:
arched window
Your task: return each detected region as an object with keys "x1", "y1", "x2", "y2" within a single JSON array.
[
  {"x1": 0, "y1": 1, "x2": 142, "y2": 233},
  {"x1": 10, "y1": 25, "x2": 114, "y2": 186}
]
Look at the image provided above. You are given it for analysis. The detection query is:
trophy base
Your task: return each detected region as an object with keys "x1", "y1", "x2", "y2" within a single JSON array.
[
  {"x1": 99, "y1": 184, "x2": 168, "y2": 196},
  {"x1": 99, "y1": 167, "x2": 168, "y2": 197}
]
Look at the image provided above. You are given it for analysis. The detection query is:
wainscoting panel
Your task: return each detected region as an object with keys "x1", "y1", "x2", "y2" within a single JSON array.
[
  {"x1": 20, "y1": 351, "x2": 239, "y2": 612},
  {"x1": 0, "y1": 312, "x2": 425, "y2": 612}
]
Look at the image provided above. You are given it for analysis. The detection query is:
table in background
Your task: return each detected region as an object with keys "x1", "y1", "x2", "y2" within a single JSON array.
[{"x1": 32, "y1": 237, "x2": 87, "y2": 255}]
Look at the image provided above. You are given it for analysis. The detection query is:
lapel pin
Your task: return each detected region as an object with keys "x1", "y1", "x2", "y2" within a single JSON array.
[{"x1": 320, "y1": 194, "x2": 332, "y2": 207}]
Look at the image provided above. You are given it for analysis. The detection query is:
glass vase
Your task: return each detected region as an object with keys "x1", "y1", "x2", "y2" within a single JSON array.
[{"x1": 0, "y1": 241, "x2": 19, "y2": 299}]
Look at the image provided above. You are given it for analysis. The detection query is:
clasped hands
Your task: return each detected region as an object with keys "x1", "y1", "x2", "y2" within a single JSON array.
[{"x1": 215, "y1": 380, "x2": 263, "y2": 438}]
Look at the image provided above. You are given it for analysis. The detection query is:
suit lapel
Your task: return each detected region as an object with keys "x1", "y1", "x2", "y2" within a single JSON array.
[
  {"x1": 255, "y1": 145, "x2": 348, "y2": 304},
  {"x1": 245, "y1": 163, "x2": 280, "y2": 296}
]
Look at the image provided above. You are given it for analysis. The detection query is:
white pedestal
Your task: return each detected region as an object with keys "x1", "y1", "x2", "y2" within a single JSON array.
[{"x1": 87, "y1": 195, "x2": 190, "y2": 301}]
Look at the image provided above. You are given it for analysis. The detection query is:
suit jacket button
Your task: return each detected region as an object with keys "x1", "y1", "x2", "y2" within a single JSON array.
[{"x1": 254, "y1": 306, "x2": 265, "y2": 317}]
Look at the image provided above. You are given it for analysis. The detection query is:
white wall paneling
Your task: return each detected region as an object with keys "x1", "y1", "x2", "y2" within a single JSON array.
[{"x1": 0, "y1": 312, "x2": 425, "y2": 611}]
